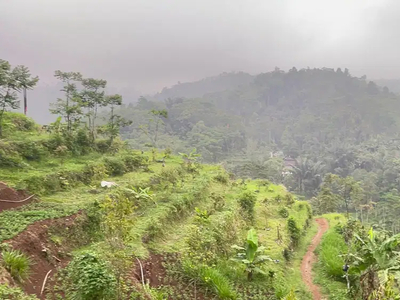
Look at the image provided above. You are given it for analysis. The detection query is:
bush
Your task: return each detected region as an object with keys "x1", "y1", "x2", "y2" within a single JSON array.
[
  {"x1": 104, "y1": 157, "x2": 126, "y2": 176},
  {"x1": 283, "y1": 247, "x2": 292, "y2": 262},
  {"x1": 287, "y1": 217, "x2": 301, "y2": 248},
  {"x1": 3, "y1": 112, "x2": 37, "y2": 132},
  {"x1": 0, "y1": 283, "x2": 38, "y2": 300},
  {"x1": 74, "y1": 128, "x2": 92, "y2": 154},
  {"x1": 44, "y1": 134, "x2": 64, "y2": 152},
  {"x1": 274, "y1": 194, "x2": 282, "y2": 203},
  {"x1": 122, "y1": 153, "x2": 149, "y2": 172},
  {"x1": 13, "y1": 141, "x2": 48, "y2": 161},
  {"x1": 82, "y1": 162, "x2": 108, "y2": 184},
  {"x1": 278, "y1": 207, "x2": 289, "y2": 218},
  {"x1": 214, "y1": 172, "x2": 229, "y2": 184},
  {"x1": 0, "y1": 152, "x2": 24, "y2": 168},
  {"x1": 96, "y1": 139, "x2": 111, "y2": 153},
  {"x1": 2, "y1": 249, "x2": 31, "y2": 282},
  {"x1": 238, "y1": 191, "x2": 257, "y2": 221},
  {"x1": 211, "y1": 192, "x2": 225, "y2": 211},
  {"x1": 65, "y1": 252, "x2": 116, "y2": 300},
  {"x1": 284, "y1": 193, "x2": 295, "y2": 206}
]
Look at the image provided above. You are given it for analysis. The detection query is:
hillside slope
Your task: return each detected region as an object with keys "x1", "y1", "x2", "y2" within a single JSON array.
[{"x1": 0, "y1": 113, "x2": 317, "y2": 299}]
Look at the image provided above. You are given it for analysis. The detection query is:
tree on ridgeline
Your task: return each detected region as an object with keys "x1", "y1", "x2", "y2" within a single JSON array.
[{"x1": 0, "y1": 59, "x2": 38, "y2": 136}]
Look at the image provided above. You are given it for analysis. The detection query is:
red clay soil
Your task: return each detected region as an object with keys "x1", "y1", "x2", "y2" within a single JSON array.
[
  {"x1": 134, "y1": 254, "x2": 206, "y2": 300},
  {"x1": 0, "y1": 182, "x2": 35, "y2": 212},
  {"x1": 3, "y1": 213, "x2": 81, "y2": 299},
  {"x1": 301, "y1": 218, "x2": 329, "y2": 300}
]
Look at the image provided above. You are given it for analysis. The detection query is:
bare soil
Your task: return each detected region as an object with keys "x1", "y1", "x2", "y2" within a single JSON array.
[
  {"x1": 301, "y1": 218, "x2": 329, "y2": 300},
  {"x1": 0, "y1": 182, "x2": 36, "y2": 212},
  {"x1": 134, "y1": 253, "x2": 206, "y2": 300},
  {"x1": 3, "y1": 213, "x2": 81, "y2": 299}
]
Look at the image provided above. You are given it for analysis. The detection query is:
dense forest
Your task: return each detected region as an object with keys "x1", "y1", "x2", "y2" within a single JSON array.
[
  {"x1": 3, "y1": 58, "x2": 400, "y2": 299},
  {"x1": 112, "y1": 68, "x2": 400, "y2": 233}
]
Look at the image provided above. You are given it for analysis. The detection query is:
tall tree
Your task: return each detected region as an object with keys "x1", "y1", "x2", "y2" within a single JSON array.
[
  {"x1": 0, "y1": 60, "x2": 38, "y2": 137},
  {"x1": 79, "y1": 78, "x2": 107, "y2": 141},
  {"x1": 50, "y1": 71, "x2": 82, "y2": 133},
  {"x1": 139, "y1": 109, "x2": 168, "y2": 147},
  {"x1": 316, "y1": 174, "x2": 363, "y2": 216},
  {"x1": 104, "y1": 94, "x2": 132, "y2": 142}
]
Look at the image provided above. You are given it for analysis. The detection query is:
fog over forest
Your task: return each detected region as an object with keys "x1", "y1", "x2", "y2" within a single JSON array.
[
  {"x1": 4, "y1": 1, "x2": 400, "y2": 299},
  {"x1": 1, "y1": 0, "x2": 399, "y2": 90}
]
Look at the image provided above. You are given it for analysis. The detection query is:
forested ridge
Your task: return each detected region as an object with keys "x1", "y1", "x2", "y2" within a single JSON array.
[
  {"x1": 117, "y1": 67, "x2": 400, "y2": 232},
  {"x1": 3, "y1": 57, "x2": 400, "y2": 299}
]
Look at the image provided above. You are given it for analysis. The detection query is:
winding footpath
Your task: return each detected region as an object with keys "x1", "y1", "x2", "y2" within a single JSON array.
[{"x1": 301, "y1": 218, "x2": 329, "y2": 300}]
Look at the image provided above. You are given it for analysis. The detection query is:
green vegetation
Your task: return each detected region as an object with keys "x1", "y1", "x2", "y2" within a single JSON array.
[
  {"x1": 0, "y1": 104, "x2": 314, "y2": 299},
  {"x1": 0, "y1": 284, "x2": 38, "y2": 300},
  {"x1": 113, "y1": 68, "x2": 400, "y2": 235},
  {"x1": 5, "y1": 60, "x2": 400, "y2": 299},
  {"x1": 1, "y1": 249, "x2": 31, "y2": 283},
  {"x1": 231, "y1": 228, "x2": 272, "y2": 281},
  {"x1": 63, "y1": 252, "x2": 117, "y2": 300}
]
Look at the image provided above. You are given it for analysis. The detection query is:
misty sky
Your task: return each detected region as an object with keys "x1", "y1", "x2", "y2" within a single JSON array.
[{"x1": 0, "y1": 0, "x2": 398, "y2": 93}]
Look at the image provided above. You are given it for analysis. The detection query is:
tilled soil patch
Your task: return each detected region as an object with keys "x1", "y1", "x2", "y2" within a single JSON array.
[
  {"x1": 3, "y1": 213, "x2": 81, "y2": 299},
  {"x1": 0, "y1": 182, "x2": 36, "y2": 212}
]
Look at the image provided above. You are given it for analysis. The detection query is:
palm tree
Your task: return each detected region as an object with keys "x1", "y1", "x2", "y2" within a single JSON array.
[{"x1": 291, "y1": 158, "x2": 324, "y2": 196}]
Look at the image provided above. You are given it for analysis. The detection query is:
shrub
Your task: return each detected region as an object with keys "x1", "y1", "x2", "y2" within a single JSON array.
[
  {"x1": 238, "y1": 191, "x2": 257, "y2": 221},
  {"x1": 211, "y1": 192, "x2": 225, "y2": 211},
  {"x1": 122, "y1": 154, "x2": 148, "y2": 172},
  {"x1": 283, "y1": 247, "x2": 292, "y2": 262},
  {"x1": 284, "y1": 193, "x2": 295, "y2": 206},
  {"x1": 163, "y1": 147, "x2": 172, "y2": 158},
  {"x1": 2, "y1": 249, "x2": 31, "y2": 282},
  {"x1": 44, "y1": 134, "x2": 64, "y2": 152},
  {"x1": 278, "y1": 207, "x2": 289, "y2": 218},
  {"x1": 186, "y1": 211, "x2": 242, "y2": 263},
  {"x1": 306, "y1": 204, "x2": 313, "y2": 219},
  {"x1": 159, "y1": 167, "x2": 180, "y2": 185},
  {"x1": 214, "y1": 172, "x2": 229, "y2": 185},
  {"x1": 287, "y1": 217, "x2": 301, "y2": 248},
  {"x1": 274, "y1": 194, "x2": 282, "y2": 203},
  {"x1": 0, "y1": 283, "x2": 38, "y2": 300},
  {"x1": 13, "y1": 141, "x2": 48, "y2": 161},
  {"x1": 104, "y1": 157, "x2": 126, "y2": 176},
  {"x1": 65, "y1": 252, "x2": 116, "y2": 300},
  {"x1": 0, "y1": 152, "x2": 24, "y2": 168},
  {"x1": 3, "y1": 112, "x2": 37, "y2": 132},
  {"x1": 82, "y1": 162, "x2": 108, "y2": 184},
  {"x1": 74, "y1": 128, "x2": 92, "y2": 154},
  {"x1": 96, "y1": 139, "x2": 111, "y2": 153}
]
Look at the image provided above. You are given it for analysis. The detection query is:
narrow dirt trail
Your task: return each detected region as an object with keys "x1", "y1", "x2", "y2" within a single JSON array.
[{"x1": 301, "y1": 218, "x2": 329, "y2": 300}]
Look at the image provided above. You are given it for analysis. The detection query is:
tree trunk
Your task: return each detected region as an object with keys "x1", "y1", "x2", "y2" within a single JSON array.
[{"x1": 0, "y1": 107, "x2": 5, "y2": 137}]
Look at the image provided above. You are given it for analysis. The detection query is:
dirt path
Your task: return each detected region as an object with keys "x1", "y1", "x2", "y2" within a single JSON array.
[{"x1": 301, "y1": 218, "x2": 329, "y2": 300}]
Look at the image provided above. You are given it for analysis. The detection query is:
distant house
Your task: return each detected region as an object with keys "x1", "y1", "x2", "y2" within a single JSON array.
[{"x1": 283, "y1": 157, "x2": 297, "y2": 170}]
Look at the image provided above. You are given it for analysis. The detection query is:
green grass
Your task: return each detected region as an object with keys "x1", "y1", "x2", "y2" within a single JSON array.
[
  {"x1": 0, "y1": 283, "x2": 38, "y2": 300},
  {"x1": 317, "y1": 230, "x2": 347, "y2": 278},
  {"x1": 0, "y1": 115, "x2": 321, "y2": 300},
  {"x1": 280, "y1": 219, "x2": 318, "y2": 300},
  {"x1": 0, "y1": 203, "x2": 79, "y2": 241},
  {"x1": 1, "y1": 249, "x2": 31, "y2": 283},
  {"x1": 182, "y1": 260, "x2": 238, "y2": 300},
  {"x1": 313, "y1": 213, "x2": 348, "y2": 300}
]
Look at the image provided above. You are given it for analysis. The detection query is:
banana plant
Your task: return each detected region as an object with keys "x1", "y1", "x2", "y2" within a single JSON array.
[
  {"x1": 123, "y1": 186, "x2": 156, "y2": 206},
  {"x1": 179, "y1": 148, "x2": 201, "y2": 171},
  {"x1": 347, "y1": 227, "x2": 400, "y2": 298},
  {"x1": 231, "y1": 228, "x2": 272, "y2": 280}
]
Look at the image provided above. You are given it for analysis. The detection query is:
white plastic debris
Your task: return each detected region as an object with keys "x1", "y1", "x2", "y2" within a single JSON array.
[{"x1": 101, "y1": 181, "x2": 117, "y2": 188}]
